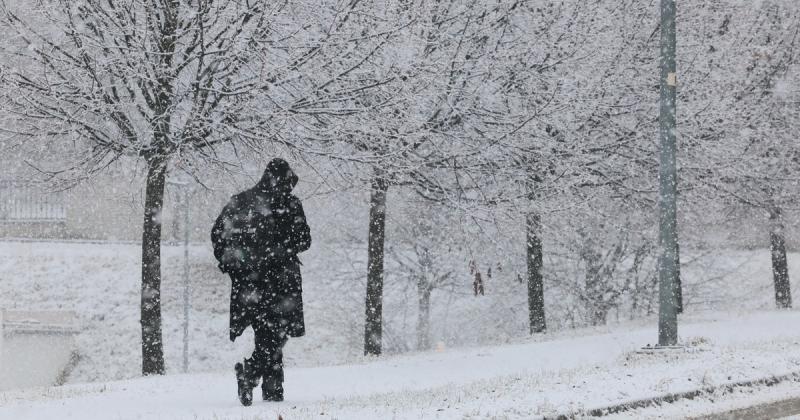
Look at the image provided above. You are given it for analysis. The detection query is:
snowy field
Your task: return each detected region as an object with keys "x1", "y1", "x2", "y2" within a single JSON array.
[
  {"x1": 1, "y1": 241, "x2": 800, "y2": 418},
  {"x1": 0, "y1": 240, "x2": 362, "y2": 384},
  {"x1": 1, "y1": 310, "x2": 800, "y2": 419},
  {"x1": 0, "y1": 240, "x2": 797, "y2": 383}
]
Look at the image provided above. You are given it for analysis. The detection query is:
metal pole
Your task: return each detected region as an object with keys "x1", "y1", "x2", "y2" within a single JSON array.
[
  {"x1": 657, "y1": 0, "x2": 679, "y2": 347},
  {"x1": 182, "y1": 185, "x2": 190, "y2": 373},
  {"x1": 0, "y1": 310, "x2": 5, "y2": 367}
]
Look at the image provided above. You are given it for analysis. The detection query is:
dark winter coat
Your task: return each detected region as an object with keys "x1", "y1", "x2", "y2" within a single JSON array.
[{"x1": 211, "y1": 159, "x2": 312, "y2": 341}]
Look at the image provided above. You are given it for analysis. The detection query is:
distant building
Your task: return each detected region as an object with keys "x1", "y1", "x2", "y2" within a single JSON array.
[
  {"x1": 0, "y1": 174, "x2": 146, "y2": 240},
  {"x1": 0, "y1": 181, "x2": 67, "y2": 238},
  {"x1": 0, "y1": 174, "x2": 223, "y2": 242}
]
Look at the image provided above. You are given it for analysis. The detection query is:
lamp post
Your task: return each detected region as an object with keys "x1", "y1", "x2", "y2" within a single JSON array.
[
  {"x1": 167, "y1": 176, "x2": 192, "y2": 372},
  {"x1": 657, "y1": 0, "x2": 680, "y2": 347}
]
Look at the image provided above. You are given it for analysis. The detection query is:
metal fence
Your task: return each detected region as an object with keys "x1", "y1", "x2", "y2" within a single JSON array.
[{"x1": 0, "y1": 181, "x2": 66, "y2": 222}]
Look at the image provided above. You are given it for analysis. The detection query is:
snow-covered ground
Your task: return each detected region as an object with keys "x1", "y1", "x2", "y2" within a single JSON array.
[
  {"x1": 619, "y1": 379, "x2": 800, "y2": 419},
  {"x1": 0, "y1": 240, "x2": 362, "y2": 383},
  {"x1": 2, "y1": 310, "x2": 800, "y2": 419},
  {"x1": 1, "y1": 240, "x2": 798, "y2": 384},
  {"x1": 2, "y1": 240, "x2": 800, "y2": 418}
]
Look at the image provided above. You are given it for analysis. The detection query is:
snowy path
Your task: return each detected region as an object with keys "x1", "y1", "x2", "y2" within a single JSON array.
[{"x1": 2, "y1": 310, "x2": 800, "y2": 419}]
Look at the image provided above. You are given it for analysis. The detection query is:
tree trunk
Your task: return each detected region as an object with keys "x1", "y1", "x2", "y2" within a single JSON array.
[
  {"x1": 591, "y1": 307, "x2": 607, "y2": 327},
  {"x1": 770, "y1": 206, "x2": 792, "y2": 309},
  {"x1": 141, "y1": 157, "x2": 167, "y2": 375},
  {"x1": 675, "y1": 240, "x2": 683, "y2": 313},
  {"x1": 364, "y1": 175, "x2": 388, "y2": 356},
  {"x1": 527, "y1": 211, "x2": 546, "y2": 334},
  {"x1": 416, "y1": 285, "x2": 432, "y2": 351}
]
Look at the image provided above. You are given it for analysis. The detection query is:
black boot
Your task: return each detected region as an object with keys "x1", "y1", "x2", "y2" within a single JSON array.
[
  {"x1": 261, "y1": 369, "x2": 284, "y2": 402},
  {"x1": 235, "y1": 359, "x2": 258, "y2": 406}
]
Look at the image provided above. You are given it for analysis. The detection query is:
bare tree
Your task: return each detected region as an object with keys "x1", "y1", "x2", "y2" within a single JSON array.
[
  {"x1": 0, "y1": 0, "x2": 397, "y2": 374},
  {"x1": 349, "y1": 0, "x2": 536, "y2": 356},
  {"x1": 687, "y1": 1, "x2": 800, "y2": 309},
  {"x1": 388, "y1": 198, "x2": 460, "y2": 350}
]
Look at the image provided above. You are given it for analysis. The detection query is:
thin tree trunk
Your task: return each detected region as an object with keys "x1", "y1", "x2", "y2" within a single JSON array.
[
  {"x1": 416, "y1": 285, "x2": 432, "y2": 351},
  {"x1": 141, "y1": 157, "x2": 167, "y2": 375},
  {"x1": 591, "y1": 308, "x2": 607, "y2": 327},
  {"x1": 770, "y1": 206, "x2": 792, "y2": 309},
  {"x1": 675, "y1": 240, "x2": 683, "y2": 313},
  {"x1": 364, "y1": 175, "x2": 388, "y2": 356},
  {"x1": 527, "y1": 211, "x2": 546, "y2": 334}
]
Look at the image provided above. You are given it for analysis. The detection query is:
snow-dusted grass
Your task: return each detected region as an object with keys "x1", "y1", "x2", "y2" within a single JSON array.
[
  {"x1": 611, "y1": 376, "x2": 800, "y2": 419},
  {"x1": 0, "y1": 241, "x2": 359, "y2": 383},
  {"x1": 1, "y1": 310, "x2": 800, "y2": 419},
  {"x1": 0, "y1": 240, "x2": 798, "y2": 386},
  {"x1": 2, "y1": 241, "x2": 800, "y2": 418}
]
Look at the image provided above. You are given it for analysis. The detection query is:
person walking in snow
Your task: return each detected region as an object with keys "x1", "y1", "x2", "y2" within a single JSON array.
[{"x1": 211, "y1": 158, "x2": 312, "y2": 406}]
